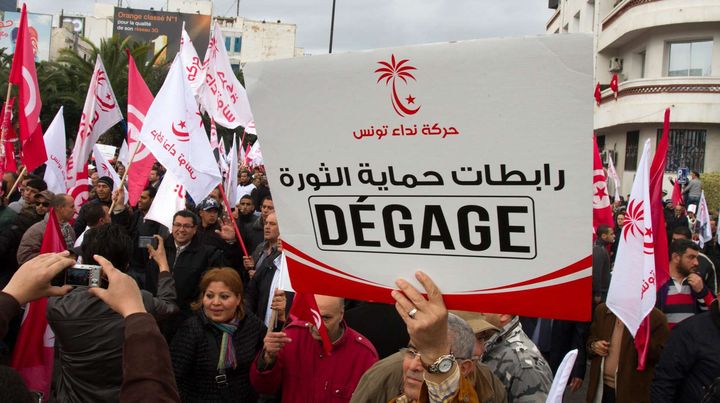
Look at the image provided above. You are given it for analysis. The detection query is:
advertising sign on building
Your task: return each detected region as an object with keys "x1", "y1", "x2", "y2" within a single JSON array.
[
  {"x1": 113, "y1": 7, "x2": 210, "y2": 63},
  {"x1": 60, "y1": 15, "x2": 85, "y2": 36},
  {"x1": 245, "y1": 34, "x2": 593, "y2": 320},
  {"x1": 0, "y1": 11, "x2": 52, "y2": 62}
]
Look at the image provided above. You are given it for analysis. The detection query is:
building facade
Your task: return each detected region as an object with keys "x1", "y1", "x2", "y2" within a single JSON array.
[
  {"x1": 216, "y1": 16, "x2": 302, "y2": 67},
  {"x1": 547, "y1": 0, "x2": 720, "y2": 196}
]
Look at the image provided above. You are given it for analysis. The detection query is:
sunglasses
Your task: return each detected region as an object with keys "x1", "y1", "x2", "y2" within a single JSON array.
[{"x1": 35, "y1": 202, "x2": 50, "y2": 207}]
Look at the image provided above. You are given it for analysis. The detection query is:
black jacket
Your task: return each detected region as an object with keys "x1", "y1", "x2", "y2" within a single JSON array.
[
  {"x1": 0, "y1": 206, "x2": 42, "y2": 287},
  {"x1": 243, "y1": 241, "x2": 281, "y2": 321},
  {"x1": 651, "y1": 300, "x2": 720, "y2": 403},
  {"x1": 170, "y1": 310, "x2": 266, "y2": 402},
  {"x1": 518, "y1": 317, "x2": 588, "y2": 380}
]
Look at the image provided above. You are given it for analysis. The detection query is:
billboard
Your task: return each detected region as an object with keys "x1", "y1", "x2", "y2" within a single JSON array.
[
  {"x1": 113, "y1": 7, "x2": 210, "y2": 64},
  {"x1": 245, "y1": 34, "x2": 594, "y2": 320},
  {"x1": 60, "y1": 15, "x2": 85, "y2": 36},
  {"x1": 0, "y1": 11, "x2": 52, "y2": 62}
]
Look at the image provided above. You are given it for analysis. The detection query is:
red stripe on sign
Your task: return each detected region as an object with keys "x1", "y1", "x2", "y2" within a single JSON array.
[
  {"x1": 283, "y1": 242, "x2": 383, "y2": 285},
  {"x1": 285, "y1": 252, "x2": 592, "y2": 321},
  {"x1": 467, "y1": 255, "x2": 592, "y2": 292}
]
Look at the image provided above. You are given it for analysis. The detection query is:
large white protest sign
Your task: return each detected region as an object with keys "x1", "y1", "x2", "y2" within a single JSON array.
[{"x1": 245, "y1": 34, "x2": 593, "y2": 320}]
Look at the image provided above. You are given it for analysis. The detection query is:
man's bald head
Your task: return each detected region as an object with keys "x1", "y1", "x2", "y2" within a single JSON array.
[{"x1": 312, "y1": 295, "x2": 345, "y2": 342}]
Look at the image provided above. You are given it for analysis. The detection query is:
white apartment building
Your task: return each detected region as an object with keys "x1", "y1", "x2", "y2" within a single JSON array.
[
  {"x1": 547, "y1": 0, "x2": 720, "y2": 195},
  {"x1": 216, "y1": 16, "x2": 303, "y2": 67}
]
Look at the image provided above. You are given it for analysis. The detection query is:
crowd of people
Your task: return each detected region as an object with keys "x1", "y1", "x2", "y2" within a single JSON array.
[{"x1": 0, "y1": 162, "x2": 718, "y2": 403}]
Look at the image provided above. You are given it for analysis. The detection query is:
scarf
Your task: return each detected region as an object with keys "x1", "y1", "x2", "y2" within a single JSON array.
[{"x1": 210, "y1": 320, "x2": 239, "y2": 370}]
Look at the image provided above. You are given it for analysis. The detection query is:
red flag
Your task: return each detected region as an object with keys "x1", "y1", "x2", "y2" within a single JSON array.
[
  {"x1": 594, "y1": 83, "x2": 602, "y2": 105},
  {"x1": 671, "y1": 179, "x2": 682, "y2": 207},
  {"x1": 0, "y1": 98, "x2": 17, "y2": 173},
  {"x1": 126, "y1": 50, "x2": 157, "y2": 206},
  {"x1": 610, "y1": 74, "x2": 619, "y2": 99},
  {"x1": 633, "y1": 108, "x2": 672, "y2": 371},
  {"x1": 8, "y1": 5, "x2": 46, "y2": 171},
  {"x1": 593, "y1": 136, "x2": 613, "y2": 237},
  {"x1": 11, "y1": 209, "x2": 67, "y2": 399},
  {"x1": 289, "y1": 292, "x2": 333, "y2": 355}
]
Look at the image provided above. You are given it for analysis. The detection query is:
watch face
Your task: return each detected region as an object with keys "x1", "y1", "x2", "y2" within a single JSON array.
[{"x1": 438, "y1": 357, "x2": 454, "y2": 373}]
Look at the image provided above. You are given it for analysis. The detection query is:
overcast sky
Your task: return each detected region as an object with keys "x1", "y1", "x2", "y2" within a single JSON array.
[{"x1": 25, "y1": 0, "x2": 555, "y2": 55}]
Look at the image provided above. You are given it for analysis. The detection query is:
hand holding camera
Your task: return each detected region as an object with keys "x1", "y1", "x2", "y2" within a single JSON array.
[
  {"x1": 147, "y1": 235, "x2": 169, "y2": 272},
  {"x1": 3, "y1": 252, "x2": 75, "y2": 305},
  {"x1": 88, "y1": 255, "x2": 146, "y2": 318}
]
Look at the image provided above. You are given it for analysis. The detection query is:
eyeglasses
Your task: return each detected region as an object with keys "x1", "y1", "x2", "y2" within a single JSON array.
[
  {"x1": 35, "y1": 202, "x2": 50, "y2": 207},
  {"x1": 401, "y1": 347, "x2": 470, "y2": 362},
  {"x1": 172, "y1": 223, "x2": 195, "y2": 229}
]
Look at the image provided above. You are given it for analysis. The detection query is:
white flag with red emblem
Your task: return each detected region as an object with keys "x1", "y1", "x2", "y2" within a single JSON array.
[
  {"x1": 607, "y1": 139, "x2": 655, "y2": 336},
  {"x1": 67, "y1": 55, "x2": 123, "y2": 210},
  {"x1": 246, "y1": 140, "x2": 263, "y2": 167},
  {"x1": 180, "y1": 23, "x2": 207, "y2": 98},
  {"x1": 199, "y1": 23, "x2": 254, "y2": 131},
  {"x1": 137, "y1": 54, "x2": 222, "y2": 202},
  {"x1": 127, "y1": 51, "x2": 157, "y2": 207},
  {"x1": 697, "y1": 191, "x2": 712, "y2": 248},
  {"x1": 145, "y1": 170, "x2": 186, "y2": 229},
  {"x1": 42, "y1": 108, "x2": 67, "y2": 194},
  {"x1": 607, "y1": 153, "x2": 621, "y2": 201}
]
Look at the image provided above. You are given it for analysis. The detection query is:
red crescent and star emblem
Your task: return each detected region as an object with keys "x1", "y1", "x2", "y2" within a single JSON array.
[
  {"x1": 172, "y1": 120, "x2": 190, "y2": 142},
  {"x1": 95, "y1": 70, "x2": 117, "y2": 112}
]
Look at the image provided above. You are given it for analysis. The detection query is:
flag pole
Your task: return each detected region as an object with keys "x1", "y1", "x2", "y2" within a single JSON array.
[
  {"x1": 109, "y1": 140, "x2": 141, "y2": 212},
  {"x1": 5, "y1": 165, "x2": 26, "y2": 200},
  {"x1": 217, "y1": 183, "x2": 249, "y2": 256}
]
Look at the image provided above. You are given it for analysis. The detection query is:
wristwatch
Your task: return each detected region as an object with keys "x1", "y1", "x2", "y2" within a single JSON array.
[{"x1": 425, "y1": 353, "x2": 455, "y2": 374}]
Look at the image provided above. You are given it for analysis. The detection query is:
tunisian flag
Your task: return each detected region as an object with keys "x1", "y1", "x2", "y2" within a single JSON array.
[
  {"x1": 593, "y1": 136, "x2": 613, "y2": 236},
  {"x1": 0, "y1": 98, "x2": 17, "y2": 173},
  {"x1": 8, "y1": 4, "x2": 46, "y2": 171},
  {"x1": 671, "y1": 180, "x2": 682, "y2": 207},
  {"x1": 289, "y1": 292, "x2": 333, "y2": 355},
  {"x1": 607, "y1": 140, "x2": 656, "y2": 370},
  {"x1": 610, "y1": 74, "x2": 619, "y2": 99},
  {"x1": 126, "y1": 51, "x2": 156, "y2": 206},
  {"x1": 11, "y1": 209, "x2": 67, "y2": 399}
]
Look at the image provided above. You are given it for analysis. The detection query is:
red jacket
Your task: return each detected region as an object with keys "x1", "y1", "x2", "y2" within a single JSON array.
[{"x1": 250, "y1": 320, "x2": 378, "y2": 402}]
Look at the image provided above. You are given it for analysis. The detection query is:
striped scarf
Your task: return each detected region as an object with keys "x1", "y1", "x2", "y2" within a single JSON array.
[{"x1": 210, "y1": 320, "x2": 239, "y2": 370}]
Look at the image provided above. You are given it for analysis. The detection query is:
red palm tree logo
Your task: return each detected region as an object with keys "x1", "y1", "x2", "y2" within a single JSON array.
[
  {"x1": 622, "y1": 199, "x2": 644, "y2": 241},
  {"x1": 375, "y1": 54, "x2": 421, "y2": 117}
]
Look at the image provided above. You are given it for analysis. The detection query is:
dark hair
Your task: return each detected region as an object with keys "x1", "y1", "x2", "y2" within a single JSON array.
[
  {"x1": 261, "y1": 195, "x2": 273, "y2": 204},
  {"x1": 692, "y1": 170, "x2": 700, "y2": 177},
  {"x1": 670, "y1": 238, "x2": 700, "y2": 258},
  {"x1": 596, "y1": 224, "x2": 612, "y2": 237},
  {"x1": 3, "y1": 171, "x2": 18, "y2": 181},
  {"x1": 143, "y1": 186, "x2": 157, "y2": 199},
  {"x1": 672, "y1": 226, "x2": 692, "y2": 239},
  {"x1": 25, "y1": 178, "x2": 47, "y2": 192},
  {"x1": 173, "y1": 210, "x2": 199, "y2": 226},
  {"x1": 81, "y1": 224, "x2": 132, "y2": 271},
  {"x1": 239, "y1": 194, "x2": 253, "y2": 202},
  {"x1": 84, "y1": 203, "x2": 108, "y2": 227}
]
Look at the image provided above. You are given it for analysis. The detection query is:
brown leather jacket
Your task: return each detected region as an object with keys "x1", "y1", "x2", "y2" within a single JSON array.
[{"x1": 586, "y1": 303, "x2": 669, "y2": 403}]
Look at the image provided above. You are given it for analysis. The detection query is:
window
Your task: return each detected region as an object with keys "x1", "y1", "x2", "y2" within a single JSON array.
[
  {"x1": 596, "y1": 135, "x2": 606, "y2": 152},
  {"x1": 668, "y1": 40, "x2": 712, "y2": 76},
  {"x1": 638, "y1": 50, "x2": 646, "y2": 78},
  {"x1": 234, "y1": 37, "x2": 242, "y2": 53},
  {"x1": 624, "y1": 131, "x2": 639, "y2": 171},
  {"x1": 658, "y1": 129, "x2": 706, "y2": 173},
  {"x1": 225, "y1": 37, "x2": 231, "y2": 51}
]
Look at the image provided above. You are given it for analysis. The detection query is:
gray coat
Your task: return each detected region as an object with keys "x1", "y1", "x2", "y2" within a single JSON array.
[{"x1": 47, "y1": 271, "x2": 178, "y2": 403}]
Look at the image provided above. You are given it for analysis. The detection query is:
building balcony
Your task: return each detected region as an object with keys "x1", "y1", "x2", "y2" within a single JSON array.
[
  {"x1": 594, "y1": 76, "x2": 720, "y2": 129},
  {"x1": 598, "y1": 0, "x2": 720, "y2": 51}
]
